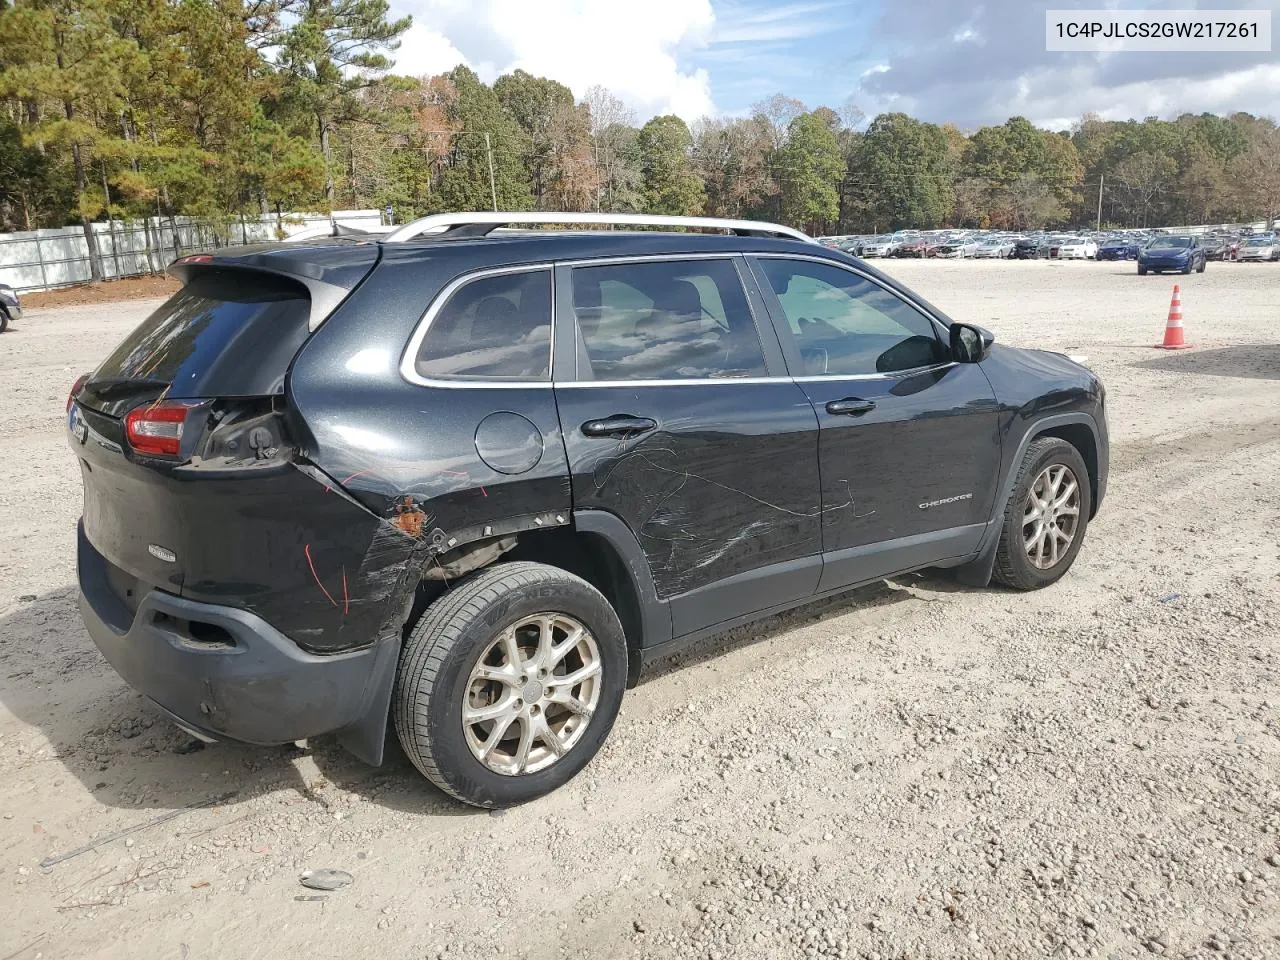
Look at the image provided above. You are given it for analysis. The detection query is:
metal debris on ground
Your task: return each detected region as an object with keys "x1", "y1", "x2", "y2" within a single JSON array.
[
  {"x1": 294, "y1": 895, "x2": 329, "y2": 902},
  {"x1": 1158, "y1": 593, "x2": 1182, "y2": 603},
  {"x1": 298, "y1": 868, "x2": 353, "y2": 891},
  {"x1": 39, "y1": 792, "x2": 238, "y2": 868}
]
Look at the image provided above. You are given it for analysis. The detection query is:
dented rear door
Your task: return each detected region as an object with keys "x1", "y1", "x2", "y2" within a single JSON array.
[{"x1": 552, "y1": 256, "x2": 822, "y2": 638}]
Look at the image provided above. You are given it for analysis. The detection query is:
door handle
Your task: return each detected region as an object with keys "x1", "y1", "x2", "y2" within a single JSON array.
[
  {"x1": 581, "y1": 415, "x2": 658, "y2": 437},
  {"x1": 825, "y1": 398, "x2": 877, "y2": 416}
]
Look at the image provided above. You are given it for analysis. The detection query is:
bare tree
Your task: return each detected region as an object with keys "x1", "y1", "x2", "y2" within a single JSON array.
[
  {"x1": 582, "y1": 85, "x2": 637, "y2": 212},
  {"x1": 751, "y1": 93, "x2": 806, "y2": 151},
  {"x1": 1112, "y1": 152, "x2": 1176, "y2": 227}
]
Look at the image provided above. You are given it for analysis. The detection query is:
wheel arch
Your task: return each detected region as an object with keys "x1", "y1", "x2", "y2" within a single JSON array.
[
  {"x1": 489, "y1": 513, "x2": 672, "y2": 687},
  {"x1": 954, "y1": 412, "x2": 1103, "y2": 587},
  {"x1": 1031, "y1": 421, "x2": 1100, "y2": 518}
]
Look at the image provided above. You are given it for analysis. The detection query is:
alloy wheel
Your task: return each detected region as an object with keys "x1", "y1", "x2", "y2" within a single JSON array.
[
  {"x1": 462, "y1": 614, "x2": 602, "y2": 776},
  {"x1": 1022, "y1": 464, "x2": 1081, "y2": 569}
]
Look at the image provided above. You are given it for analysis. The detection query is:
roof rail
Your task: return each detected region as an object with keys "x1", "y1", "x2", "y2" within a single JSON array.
[{"x1": 381, "y1": 211, "x2": 816, "y2": 244}]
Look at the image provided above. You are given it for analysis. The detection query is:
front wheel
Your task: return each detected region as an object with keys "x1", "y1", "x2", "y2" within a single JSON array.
[
  {"x1": 0, "y1": 309, "x2": 8, "y2": 333},
  {"x1": 1196, "y1": 258, "x2": 1206, "y2": 273},
  {"x1": 393, "y1": 561, "x2": 628, "y2": 807},
  {"x1": 992, "y1": 437, "x2": 1092, "y2": 590},
  {"x1": 1137, "y1": 265, "x2": 1147, "y2": 275}
]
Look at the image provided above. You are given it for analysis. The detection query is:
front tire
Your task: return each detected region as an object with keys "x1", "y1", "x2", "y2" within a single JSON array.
[
  {"x1": 0, "y1": 309, "x2": 8, "y2": 333},
  {"x1": 393, "y1": 561, "x2": 628, "y2": 808},
  {"x1": 1137, "y1": 265, "x2": 1147, "y2": 275},
  {"x1": 992, "y1": 437, "x2": 1092, "y2": 591}
]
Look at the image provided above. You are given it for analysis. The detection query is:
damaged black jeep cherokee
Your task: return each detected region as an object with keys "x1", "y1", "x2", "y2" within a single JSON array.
[{"x1": 68, "y1": 212, "x2": 1108, "y2": 807}]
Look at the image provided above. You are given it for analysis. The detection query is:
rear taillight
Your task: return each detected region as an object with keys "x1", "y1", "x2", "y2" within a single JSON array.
[
  {"x1": 124, "y1": 400, "x2": 201, "y2": 457},
  {"x1": 67, "y1": 373, "x2": 89, "y2": 412}
]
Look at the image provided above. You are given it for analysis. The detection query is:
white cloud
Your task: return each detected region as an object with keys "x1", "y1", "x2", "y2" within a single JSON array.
[
  {"x1": 390, "y1": 0, "x2": 717, "y2": 121},
  {"x1": 393, "y1": 23, "x2": 467, "y2": 77}
]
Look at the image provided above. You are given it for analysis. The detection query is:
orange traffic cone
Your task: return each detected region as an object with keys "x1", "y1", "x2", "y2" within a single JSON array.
[{"x1": 1155, "y1": 284, "x2": 1192, "y2": 349}]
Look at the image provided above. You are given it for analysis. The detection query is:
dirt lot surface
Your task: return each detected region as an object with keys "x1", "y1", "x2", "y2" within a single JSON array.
[
  {"x1": 20, "y1": 274, "x2": 179, "y2": 310},
  {"x1": 2, "y1": 260, "x2": 1278, "y2": 960}
]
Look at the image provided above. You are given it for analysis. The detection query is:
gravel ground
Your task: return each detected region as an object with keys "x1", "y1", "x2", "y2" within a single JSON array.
[{"x1": 1, "y1": 259, "x2": 1277, "y2": 960}]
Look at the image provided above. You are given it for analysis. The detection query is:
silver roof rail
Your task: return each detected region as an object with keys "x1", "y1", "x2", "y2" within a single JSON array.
[{"x1": 381, "y1": 211, "x2": 816, "y2": 244}]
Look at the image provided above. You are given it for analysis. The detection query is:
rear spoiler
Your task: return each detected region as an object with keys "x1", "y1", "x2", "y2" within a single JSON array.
[{"x1": 167, "y1": 247, "x2": 381, "y2": 332}]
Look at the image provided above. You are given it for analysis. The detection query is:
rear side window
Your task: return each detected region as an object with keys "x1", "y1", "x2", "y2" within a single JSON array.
[
  {"x1": 413, "y1": 269, "x2": 552, "y2": 381},
  {"x1": 93, "y1": 270, "x2": 311, "y2": 397},
  {"x1": 570, "y1": 259, "x2": 766, "y2": 381}
]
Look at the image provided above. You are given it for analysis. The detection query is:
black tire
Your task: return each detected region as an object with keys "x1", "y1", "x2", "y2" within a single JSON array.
[
  {"x1": 992, "y1": 437, "x2": 1092, "y2": 591},
  {"x1": 0, "y1": 309, "x2": 8, "y2": 333},
  {"x1": 1137, "y1": 266, "x2": 1147, "y2": 275},
  {"x1": 1196, "y1": 258, "x2": 1206, "y2": 273},
  {"x1": 393, "y1": 561, "x2": 627, "y2": 808},
  {"x1": 1181, "y1": 261, "x2": 1192, "y2": 274}
]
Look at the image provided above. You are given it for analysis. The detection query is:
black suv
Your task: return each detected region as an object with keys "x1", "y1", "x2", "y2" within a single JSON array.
[{"x1": 68, "y1": 213, "x2": 1108, "y2": 807}]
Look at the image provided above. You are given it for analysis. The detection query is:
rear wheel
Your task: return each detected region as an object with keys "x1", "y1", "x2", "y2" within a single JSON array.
[
  {"x1": 992, "y1": 437, "x2": 1092, "y2": 591},
  {"x1": 393, "y1": 561, "x2": 627, "y2": 808},
  {"x1": 1196, "y1": 257, "x2": 1206, "y2": 273},
  {"x1": 0, "y1": 309, "x2": 8, "y2": 333}
]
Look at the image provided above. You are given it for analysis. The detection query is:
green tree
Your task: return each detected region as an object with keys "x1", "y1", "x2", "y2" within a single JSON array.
[
  {"x1": 437, "y1": 65, "x2": 532, "y2": 211},
  {"x1": 494, "y1": 69, "x2": 584, "y2": 209},
  {"x1": 636, "y1": 114, "x2": 703, "y2": 216},
  {"x1": 777, "y1": 111, "x2": 842, "y2": 232},
  {"x1": 0, "y1": 0, "x2": 138, "y2": 277},
  {"x1": 854, "y1": 113, "x2": 953, "y2": 230},
  {"x1": 275, "y1": 0, "x2": 409, "y2": 206}
]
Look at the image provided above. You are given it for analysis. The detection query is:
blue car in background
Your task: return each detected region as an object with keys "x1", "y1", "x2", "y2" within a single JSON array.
[
  {"x1": 1096, "y1": 237, "x2": 1141, "y2": 261},
  {"x1": 1137, "y1": 236, "x2": 1206, "y2": 275}
]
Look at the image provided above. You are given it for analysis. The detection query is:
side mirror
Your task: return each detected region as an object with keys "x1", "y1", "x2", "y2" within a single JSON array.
[{"x1": 950, "y1": 323, "x2": 995, "y2": 363}]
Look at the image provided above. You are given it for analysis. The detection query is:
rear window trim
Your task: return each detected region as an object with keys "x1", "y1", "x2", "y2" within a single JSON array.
[{"x1": 399, "y1": 264, "x2": 556, "y2": 389}]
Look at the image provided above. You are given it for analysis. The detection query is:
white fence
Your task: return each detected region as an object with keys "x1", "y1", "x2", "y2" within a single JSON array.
[{"x1": 0, "y1": 210, "x2": 384, "y2": 294}]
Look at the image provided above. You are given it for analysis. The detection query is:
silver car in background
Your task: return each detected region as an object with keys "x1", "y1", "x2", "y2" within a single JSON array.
[{"x1": 0, "y1": 283, "x2": 21, "y2": 333}]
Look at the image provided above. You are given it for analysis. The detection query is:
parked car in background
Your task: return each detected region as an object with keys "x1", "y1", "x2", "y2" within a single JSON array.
[
  {"x1": 67, "y1": 211, "x2": 1108, "y2": 808},
  {"x1": 1220, "y1": 236, "x2": 1242, "y2": 261},
  {"x1": 1056, "y1": 238, "x2": 1098, "y2": 260},
  {"x1": 894, "y1": 238, "x2": 931, "y2": 258},
  {"x1": 972, "y1": 237, "x2": 1016, "y2": 259},
  {"x1": 0, "y1": 283, "x2": 21, "y2": 333},
  {"x1": 860, "y1": 235, "x2": 899, "y2": 258},
  {"x1": 1096, "y1": 237, "x2": 1141, "y2": 261},
  {"x1": 1013, "y1": 236, "x2": 1048, "y2": 259},
  {"x1": 1237, "y1": 235, "x2": 1278, "y2": 262},
  {"x1": 1138, "y1": 235, "x2": 1207, "y2": 274}
]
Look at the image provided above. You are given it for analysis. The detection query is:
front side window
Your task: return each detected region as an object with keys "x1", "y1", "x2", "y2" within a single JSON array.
[
  {"x1": 570, "y1": 259, "x2": 767, "y2": 381},
  {"x1": 414, "y1": 269, "x2": 552, "y2": 381},
  {"x1": 755, "y1": 259, "x2": 948, "y2": 377}
]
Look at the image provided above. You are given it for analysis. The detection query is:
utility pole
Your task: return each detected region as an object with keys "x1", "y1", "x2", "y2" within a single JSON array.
[
  {"x1": 484, "y1": 132, "x2": 498, "y2": 212},
  {"x1": 1096, "y1": 173, "x2": 1104, "y2": 232}
]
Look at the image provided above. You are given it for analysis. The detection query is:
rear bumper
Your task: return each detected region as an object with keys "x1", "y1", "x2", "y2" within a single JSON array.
[{"x1": 76, "y1": 522, "x2": 397, "y2": 757}]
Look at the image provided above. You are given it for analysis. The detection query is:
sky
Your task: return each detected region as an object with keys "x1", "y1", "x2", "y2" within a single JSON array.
[{"x1": 388, "y1": 0, "x2": 1280, "y2": 131}]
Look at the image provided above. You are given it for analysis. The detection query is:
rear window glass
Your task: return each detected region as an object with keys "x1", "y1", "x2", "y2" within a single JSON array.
[
  {"x1": 414, "y1": 269, "x2": 552, "y2": 381},
  {"x1": 93, "y1": 271, "x2": 310, "y2": 396}
]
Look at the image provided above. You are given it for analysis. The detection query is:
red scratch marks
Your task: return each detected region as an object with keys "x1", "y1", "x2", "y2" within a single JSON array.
[
  {"x1": 480, "y1": 487, "x2": 488, "y2": 497},
  {"x1": 342, "y1": 467, "x2": 378, "y2": 484},
  {"x1": 341, "y1": 568, "x2": 349, "y2": 615},
  {"x1": 303, "y1": 543, "x2": 339, "y2": 609}
]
